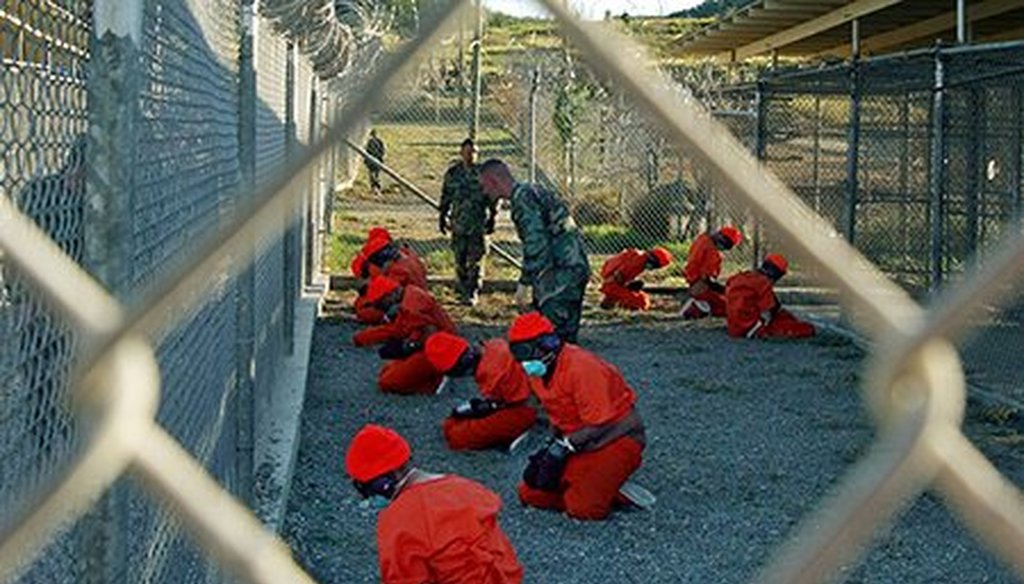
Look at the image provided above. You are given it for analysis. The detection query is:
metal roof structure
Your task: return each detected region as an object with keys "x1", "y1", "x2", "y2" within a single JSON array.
[{"x1": 674, "y1": 0, "x2": 1024, "y2": 61}]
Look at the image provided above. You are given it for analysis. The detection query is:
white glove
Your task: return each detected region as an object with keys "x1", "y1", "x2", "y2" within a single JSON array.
[{"x1": 515, "y1": 283, "x2": 532, "y2": 311}]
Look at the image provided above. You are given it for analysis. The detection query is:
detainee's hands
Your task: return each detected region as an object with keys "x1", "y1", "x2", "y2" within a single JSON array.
[{"x1": 438, "y1": 215, "x2": 448, "y2": 235}]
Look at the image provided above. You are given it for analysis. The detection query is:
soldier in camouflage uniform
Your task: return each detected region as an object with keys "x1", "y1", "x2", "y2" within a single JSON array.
[
  {"x1": 439, "y1": 139, "x2": 495, "y2": 306},
  {"x1": 478, "y1": 158, "x2": 590, "y2": 343}
]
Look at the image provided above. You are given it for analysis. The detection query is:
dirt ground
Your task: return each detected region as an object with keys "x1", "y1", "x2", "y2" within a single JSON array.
[{"x1": 281, "y1": 291, "x2": 1024, "y2": 584}]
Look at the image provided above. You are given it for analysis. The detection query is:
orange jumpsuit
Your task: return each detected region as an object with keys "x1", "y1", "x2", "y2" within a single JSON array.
[
  {"x1": 599, "y1": 249, "x2": 651, "y2": 311},
  {"x1": 378, "y1": 475, "x2": 524, "y2": 584},
  {"x1": 354, "y1": 247, "x2": 428, "y2": 324},
  {"x1": 683, "y1": 233, "x2": 727, "y2": 318},
  {"x1": 353, "y1": 286, "x2": 458, "y2": 394},
  {"x1": 724, "y1": 270, "x2": 815, "y2": 339},
  {"x1": 442, "y1": 339, "x2": 537, "y2": 451},
  {"x1": 518, "y1": 345, "x2": 643, "y2": 520}
]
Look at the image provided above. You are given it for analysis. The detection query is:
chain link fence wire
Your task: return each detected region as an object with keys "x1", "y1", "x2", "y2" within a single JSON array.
[
  {"x1": 751, "y1": 43, "x2": 1024, "y2": 408},
  {"x1": 347, "y1": 22, "x2": 769, "y2": 286},
  {"x1": 1, "y1": 1, "x2": 332, "y2": 582},
  {"x1": 0, "y1": 2, "x2": 91, "y2": 582},
  {"x1": 3, "y1": 0, "x2": 1024, "y2": 583}
]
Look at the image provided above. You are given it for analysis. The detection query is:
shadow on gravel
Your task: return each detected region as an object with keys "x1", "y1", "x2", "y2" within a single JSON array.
[{"x1": 282, "y1": 306, "x2": 1024, "y2": 584}]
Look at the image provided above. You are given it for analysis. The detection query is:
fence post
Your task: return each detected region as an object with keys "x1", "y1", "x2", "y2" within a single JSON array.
[
  {"x1": 457, "y1": 9, "x2": 465, "y2": 116},
  {"x1": 929, "y1": 46, "x2": 947, "y2": 291},
  {"x1": 752, "y1": 79, "x2": 767, "y2": 267},
  {"x1": 529, "y1": 67, "x2": 539, "y2": 183},
  {"x1": 1013, "y1": 84, "x2": 1023, "y2": 224},
  {"x1": 469, "y1": 0, "x2": 483, "y2": 139},
  {"x1": 965, "y1": 87, "x2": 983, "y2": 256},
  {"x1": 83, "y1": 0, "x2": 146, "y2": 579},
  {"x1": 813, "y1": 95, "x2": 822, "y2": 214},
  {"x1": 843, "y1": 58, "x2": 861, "y2": 245},
  {"x1": 234, "y1": 0, "x2": 257, "y2": 511},
  {"x1": 284, "y1": 43, "x2": 298, "y2": 355}
]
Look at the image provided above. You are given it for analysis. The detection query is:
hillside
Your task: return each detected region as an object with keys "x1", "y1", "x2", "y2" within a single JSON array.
[{"x1": 671, "y1": 0, "x2": 750, "y2": 18}]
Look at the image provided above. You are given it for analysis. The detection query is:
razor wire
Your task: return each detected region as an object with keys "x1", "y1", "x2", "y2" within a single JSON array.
[{"x1": 1, "y1": 2, "x2": 1024, "y2": 584}]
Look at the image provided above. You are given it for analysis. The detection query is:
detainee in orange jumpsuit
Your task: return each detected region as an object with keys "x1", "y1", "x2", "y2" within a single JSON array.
[
  {"x1": 353, "y1": 276, "x2": 458, "y2": 394},
  {"x1": 598, "y1": 247, "x2": 673, "y2": 311},
  {"x1": 352, "y1": 228, "x2": 429, "y2": 324},
  {"x1": 507, "y1": 312, "x2": 649, "y2": 521},
  {"x1": 724, "y1": 253, "x2": 815, "y2": 339},
  {"x1": 424, "y1": 332, "x2": 537, "y2": 451},
  {"x1": 351, "y1": 252, "x2": 387, "y2": 324},
  {"x1": 681, "y1": 225, "x2": 743, "y2": 319},
  {"x1": 345, "y1": 424, "x2": 524, "y2": 584}
]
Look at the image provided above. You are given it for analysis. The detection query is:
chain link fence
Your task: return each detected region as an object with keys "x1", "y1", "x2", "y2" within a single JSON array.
[
  {"x1": 752, "y1": 43, "x2": 1024, "y2": 407},
  {"x1": 2, "y1": 1, "x2": 1024, "y2": 584},
  {"x1": 341, "y1": 25, "x2": 768, "y2": 286},
  {"x1": 0, "y1": 2, "x2": 91, "y2": 582},
  {"x1": 1, "y1": 1, "x2": 337, "y2": 581}
]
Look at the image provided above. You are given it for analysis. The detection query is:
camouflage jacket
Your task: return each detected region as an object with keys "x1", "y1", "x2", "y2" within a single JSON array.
[
  {"x1": 510, "y1": 182, "x2": 590, "y2": 286},
  {"x1": 440, "y1": 162, "x2": 492, "y2": 236}
]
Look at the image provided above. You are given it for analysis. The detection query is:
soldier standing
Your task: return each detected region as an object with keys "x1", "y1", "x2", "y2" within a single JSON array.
[
  {"x1": 439, "y1": 138, "x2": 495, "y2": 306},
  {"x1": 364, "y1": 129, "x2": 386, "y2": 194},
  {"x1": 478, "y1": 159, "x2": 590, "y2": 343}
]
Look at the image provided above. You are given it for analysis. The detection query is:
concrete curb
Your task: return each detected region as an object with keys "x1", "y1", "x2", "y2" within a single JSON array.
[{"x1": 255, "y1": 290, "x2": 321, "y2": 532}]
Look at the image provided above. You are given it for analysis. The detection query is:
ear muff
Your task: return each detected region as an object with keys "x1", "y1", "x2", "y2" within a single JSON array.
[{"x1": 352, "y1": 474, "x2": 398, "y2": 499}]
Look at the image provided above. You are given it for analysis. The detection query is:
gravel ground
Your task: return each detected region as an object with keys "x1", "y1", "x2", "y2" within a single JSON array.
[{"x1": 282, "y1": 304, "x2": 1024, "y2": 584}]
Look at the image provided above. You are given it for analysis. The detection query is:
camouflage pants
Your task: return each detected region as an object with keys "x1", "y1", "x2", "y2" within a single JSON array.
[
  {"x1": 452, "y1": 233, "x2": 486, "y2": 300},
  {"x1": 536, "y1": 269, "x2": 588, "y2": 344}
]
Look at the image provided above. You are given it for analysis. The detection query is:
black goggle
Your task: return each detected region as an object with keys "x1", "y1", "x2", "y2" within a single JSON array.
[{"x1": 510, "y1": 334, "x2": 561, "y2": 362}]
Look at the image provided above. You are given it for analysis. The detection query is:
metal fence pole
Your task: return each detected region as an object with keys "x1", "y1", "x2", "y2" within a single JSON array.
[
  {"x1": 457, "y1": 9, "x2": 465, "y2": 116},
  {"x1": 469, "y1": 0, "x2": 482, "y2": 139},
  {"x1": 929, "y1": 47, "x2": 948, "y2": 291},
  {"x1": 844, "y1": 57, "x2": 862, "y2": 245},
  {"x1": 283, "y1": 43, "x2": 297, "y2": 355},
  {"x1": 529, "y1": 67, "x2": 539, "y2": 183},
  {"x1": 813, "y1": 94, "x2": 822, "y2": 214},
  {"x1": 234, "y1": 0, "x2": 257, "y2": 512},
  {"x1": 83, "y1": 1, "x2": 147, "y2": 579},
  {"x1": 752, "y1": 80, "x2": 767, "y2": 267},
  {"x1": 966, "y1": 87, "x2": 983, "y2": 257},
  {"x1": 1014, "y1": 84, "x2": 1023, "y2": 224}
]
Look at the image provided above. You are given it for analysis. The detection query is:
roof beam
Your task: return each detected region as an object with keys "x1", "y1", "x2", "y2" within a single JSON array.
[
  {"x1": 819, "y1": 0, "x2": 1024, "y2": 57},
  {"x1": 717, "y1": 0, "x2": 906, "y2": 61}
]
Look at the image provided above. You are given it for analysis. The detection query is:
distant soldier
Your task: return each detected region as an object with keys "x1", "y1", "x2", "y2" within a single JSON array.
[
  {"x1": 364, "y1": 129, "x2": 386, "y2": 194},
  {"x1": 439, "y1": 138, "x2": 495, "y2": 306},
  {"x1": 478, "y1": 159, "x2": 590, "y2": 343}
]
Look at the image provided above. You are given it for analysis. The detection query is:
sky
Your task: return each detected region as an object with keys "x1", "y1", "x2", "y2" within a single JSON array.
[{"x1": 483, "y1": 0, "x2": 704, "y2": 20}]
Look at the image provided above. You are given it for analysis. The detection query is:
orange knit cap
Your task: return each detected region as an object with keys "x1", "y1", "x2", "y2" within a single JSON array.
[
  {"x1": 649, "y1": 247, "x2": 673, "y2": 268},
  {"x1": 364, "y1": 275, "x2": 401, "y2": 304},
  {"x1": 367, "y1": 227, "x2": 392, "y2": 242},
  {"x1": 718, "y1": 226, "x2": 743, "y2": 247},
  {"x1": 508, "y1": 312, "x2": 556, "y2": 343},
  {"x1": 764, "y1": 253, "x2": 788, "y2": 274},
  {"x1": 344, "y1": 424, "x2": 411, "y2": 482},
  {"x1": 362, "y1": 235, "x2": 391, "y2": 258},
  {"x1": 424, "y1": 332, "x2": 471, "y2": 373}
]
